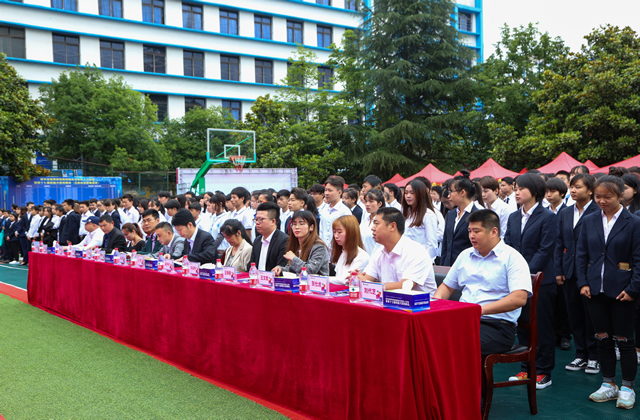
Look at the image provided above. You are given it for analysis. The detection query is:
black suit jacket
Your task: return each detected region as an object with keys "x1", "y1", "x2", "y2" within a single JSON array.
[
  {"x1": 101, "y1": 228, "x2": 127, "y2": 253},
  {"x1": 247, "y1": 228, "x2": 288, "y2": 272},
  {"x1": 555, "y1": 202, "x2": 599, "y2": 280},
  {"x1": 182, "y1": 229, "x2": 217, "y2": 264},
  {"x1": 64, "y1": 212, "x2": 81, "y2": 245},
  {"x1": 504, "y1": 204, "x2": 557, "y2": 285},
  {"x1": 350, "y1": 204, "x2": 363, "y2": 224},
  {"x1": 108, "y1": 210, "x2": 122, "y2": 230},
  {"x1": 441, "y1": 204, "x2": 482, "y2": 266}
]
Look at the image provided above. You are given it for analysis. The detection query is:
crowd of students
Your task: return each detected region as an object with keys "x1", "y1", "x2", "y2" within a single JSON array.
[{"x1": 2, "y1": 164, "x2": 640, "y2": 409}]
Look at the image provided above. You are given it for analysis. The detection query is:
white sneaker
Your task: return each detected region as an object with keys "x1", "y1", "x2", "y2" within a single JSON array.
[
  {"x1": 590, "y1": 383, "x2": 619, "y2": 402},
  {"x1": 585, "y1": 360, "x2": 600, "y2": 375},
  {"x1": 617, "y1": 386, "x2": 635, "y2": 409},
  {"x1": 8, "y1": 260, "x2": 19, "y2": 265}
]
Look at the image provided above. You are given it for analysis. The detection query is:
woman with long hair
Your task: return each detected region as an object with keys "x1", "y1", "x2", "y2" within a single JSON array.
[
  {"x1": 621, "y1": 174, "x2": 640, "y2": 213},
  {"x1": 360, "y1": 189, "x2": 385, "y2": 255},
  {"x1": 330, "y1": 215, "x2": 369, "y2": 285},
  {"x1": 221, "y1": 219, "x2": 253, "y2": 272},
  {"x1": 148, "y1": 199, "x2": 167, "y2": 222},
  {"x1": 273, "y1": 210, "x2": 329, "y2": 276},
  {"x1": 402, "y1": 180, "x2": 438, "y2": 261},
  {"x1": 122, "y1": 222, "x2": 145, "y2": 252}
]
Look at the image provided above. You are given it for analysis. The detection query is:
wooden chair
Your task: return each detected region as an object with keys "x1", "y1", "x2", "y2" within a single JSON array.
[{"x1": 481, "y1": 272, "x2": 544, "y2": 420}]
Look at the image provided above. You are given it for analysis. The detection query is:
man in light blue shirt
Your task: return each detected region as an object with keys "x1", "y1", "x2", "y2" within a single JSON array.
[{"x1": 434, "y1": 209, "x2": 532, "y2": 356}]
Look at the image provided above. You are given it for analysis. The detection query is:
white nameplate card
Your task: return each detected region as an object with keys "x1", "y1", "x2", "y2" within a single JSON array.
[
  {"x1": 188, "y1": 261, "x2": 201, "y2": 277},
  {"x1": 361, "y1": 281, "x2": 384, "y2": 305},
  {"x1": 164, "y1": 259, "x2": 175, "y2": 273},
  {"x1": 223, "y1": 266, "x2": 237, "y2": 282},
  {"x1": 258, "y1": 270, "x2": 274, "y2": 289},
  {"x1": 309, "y1": 275, "x2": 330, "y2": 297},
  {"x1": 135, "y1": 255, "x2": 145, "y2": 269}
]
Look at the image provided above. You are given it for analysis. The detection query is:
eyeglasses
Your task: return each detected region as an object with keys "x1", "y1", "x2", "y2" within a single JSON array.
[{"x1": 254, "y1": 217, "x2": 273, "y2": 224}]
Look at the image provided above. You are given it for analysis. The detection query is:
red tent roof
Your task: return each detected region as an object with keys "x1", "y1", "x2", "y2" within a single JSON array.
[
  {"x1": 384, "y1": 173, "x2": 404, "y2": 184},
  {"x1": 469, "y1": 158, "x2": 519, "y2": 180},
  {"x1": 536, "y1": 152, "x2": 583, "y2": 174},
  {"x1": 599, "y1": 154, "x2": 640, "y2": 173},
  {"x1": 397, "y1": 163, "x2": 453, "y2": 187},
  {"x1": 584, "y1": 160, "x2": 600, "y2": 173}
]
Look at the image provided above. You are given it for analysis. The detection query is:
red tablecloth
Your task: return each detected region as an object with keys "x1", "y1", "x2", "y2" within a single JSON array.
[{"x1": 28, "y1": 253, "x2": 481, "y2": 420}]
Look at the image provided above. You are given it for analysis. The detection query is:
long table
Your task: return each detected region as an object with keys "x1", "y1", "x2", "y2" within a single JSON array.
[{"x1": 28, "y1": 253, "x2": 482, "y2": 419}]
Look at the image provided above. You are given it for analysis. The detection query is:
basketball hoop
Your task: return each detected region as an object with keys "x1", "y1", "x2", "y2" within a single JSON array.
[{"x1": 229, "y1": 155, "x2": 246, "y2": 172}]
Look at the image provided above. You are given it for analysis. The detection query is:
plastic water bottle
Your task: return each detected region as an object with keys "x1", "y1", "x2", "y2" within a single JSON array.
[
  {"x1": 300, "y1": 267, "x2": 309, "y2": 295},
  {"x1": 182, "y1": 256, "x2": 189, "y2": 276},
  {"x1": 113, "y1": 249, "x2": 120, "y2": 265},
  {"x1": 215, "y1": 259, "x2": 223, "y2": 281},
  {"x1": 249, "y1": 263, "x2": 258, "y2": 287},
  {"x1": 158, "y1": 252, "x2": 164, "y2": 271},
  {"x1": 31, "y1": 241, "x2": 37, "y2": 253},
  {"x1": 131, "y1": 250, "x2": 137, "y2": 266},
  {"x1": 54, "y1": 241, "x2": 59, "y2": 255},
  {"x1": 349, "y1": 272, "x2": 360, "y2": 303}
]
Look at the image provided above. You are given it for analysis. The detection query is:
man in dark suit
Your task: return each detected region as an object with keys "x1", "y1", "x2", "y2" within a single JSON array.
[
  {"x1": 59, "y1": 199, "x2": 81, "y2": 245},
  {"x1": 555, "y1": 173, "x2": 599, "y2": 372},
  {"x1": 138, "y1": 209, "x2": 163, "y2": 255},
  {"x1": 172, "y1": 209, "x2": 216, "y2": 264},
  {"x1": 247, "y1": 202, "x2": 288, "y2": 272},
  {"x1": 98, "y1": 214, "x2": 127, "y2": 253}
]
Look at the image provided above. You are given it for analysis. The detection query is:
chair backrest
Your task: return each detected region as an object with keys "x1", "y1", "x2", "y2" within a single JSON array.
[
  {"x1": 433, "y1": 265, "x2": 461, "y2": 302},
  {"x1": 521, "y1": 272, "x2": 544, "y2": 352}
]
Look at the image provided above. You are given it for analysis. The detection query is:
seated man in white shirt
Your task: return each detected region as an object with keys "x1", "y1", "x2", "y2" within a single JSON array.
[
  {"x1": 357, "y1": 208, "x2": 436, "y2": 293},
  {"x1": 433, "y1": 209, "x2": 532, "y2": 356},
  {"x1": 480, "y1": 176, "x2": 511, "y2": 239},
  {"x1": 77, "y1": 216, "x2": 105, "y2": 248}
]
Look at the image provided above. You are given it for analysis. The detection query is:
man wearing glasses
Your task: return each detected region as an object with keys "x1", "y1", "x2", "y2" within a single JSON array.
[
  {"x1": 138, "y1": 209, "x2": 163, "y2": 255},
  {"x1": 247, "y1": 202, "x2": 288, "y2": 272}
]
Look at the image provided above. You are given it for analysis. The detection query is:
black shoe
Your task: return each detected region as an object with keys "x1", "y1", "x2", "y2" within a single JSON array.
[
  {"x1": 566, "y1": 358, "x2": 587, "y2": 371},
  {"x1": 536, "y1": 374, "x2": 552, "y2": 389},
  {"x1": 560, "y1": 337, "x2": 571, "y2": 351}
]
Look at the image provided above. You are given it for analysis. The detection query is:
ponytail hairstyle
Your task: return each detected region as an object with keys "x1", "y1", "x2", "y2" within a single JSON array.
[
  {"x1": 364, "y1": 188, "x2": 386, "y2": 210},
  {"x1": 220, "y1": 219, "x2": 251, "y2": 243},
  {"x1": 402, "y1": 180, "x2": 435, "y2": 228},
  {"x1": 450, "y1": 173, "x2": 484, "y2": 208}
]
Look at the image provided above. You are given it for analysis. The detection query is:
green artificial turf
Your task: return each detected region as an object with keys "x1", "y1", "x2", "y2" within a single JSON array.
[{"x1": 0, "y1": 294, "x2": 285, "y2": 419}]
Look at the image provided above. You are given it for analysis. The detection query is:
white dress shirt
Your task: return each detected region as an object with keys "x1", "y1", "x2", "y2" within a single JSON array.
[
  {"x1": 78, "y1": 211, "x2": 91, "y2": 236},
  {"x1": 258, "y1": 230, "x2": 275, "y2": 271},
  {"x1": 404, "y1": 209, "x2": 439, "y2": 260},
  {"x1": 319, "y1": 200, "x2": 352, "y2": 252},
  {"x1": 363, "y1": 235, "x2": 437, "y2": 293},
  {"x1": 360, "y1": 212, "x2": 382, "y2": 256},
  {"x1": 209, "y1": 211, "x2": 230, "y2": 251},
  {"x1": 600, "y1": 206, "x2": 624, "y2": 292},
  {"x1": 573, "y1": 200, "x2": 593, "y2": 228},
  {"x1": 280, "y1": 209, "x2": 292, "y2": 232},
  {"x1": 122, "y1": 207, "x2": 140, "y2": 225},
  {"x1": 231, "y1": 206, "x2": 254, "y2": 232},
  {"x1": 187, "y1": 228, "x2": 198, "y2": 252},
  {"x1": 486, "y1": 198, "x2": 511, "y2": 239},
  {"x1": 503, "y1": 192, "x2": 518, "y2": 212},
  {"x1": 194, "y1": 215, "x2": 212, "y2": 233},
  {"x1": 27, "y1": 214, "x2": 42, "y2": 238},
  {"x1": 520, "y1": 202, "x2": 539, "y2": 233},
  {"x1": 444, "y1": 239, "x2": 533, "y2": 325},
  {"x1": 78, "y1": 228, "x2": 104, "y2": 248},
  {"x1": 52, "y1": 215, "x2": 61, "y2": 229},
  {"x1": 389, "y1": 200, "x2": 402, "y2": 210},
  {"x1": 454, "y1": 202, "x2": 475, "y2": 231},
  {"x1": 331, "y1": 247, "x2": 370, "y2": 285}
]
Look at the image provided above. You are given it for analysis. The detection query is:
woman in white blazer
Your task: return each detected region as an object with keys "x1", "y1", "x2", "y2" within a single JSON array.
[{"x1": 221, "y1": 219, "x2": 253, "y2": 272}]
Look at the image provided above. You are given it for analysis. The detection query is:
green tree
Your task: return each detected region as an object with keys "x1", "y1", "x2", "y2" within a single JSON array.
[
  {"x1": 470, "y1": 24, "x2": 568, "y2": 169},
  {"x1": 39, "y1": 66, "x2": 169, "y2": 171},
  {"x1": 351, "y1": 0, "x2": 477, "y2": 178},
  {"x1": 493, "y1": 25, "x2": 640, "y2": 168},
  {"x1": 161, "y1": 105, "x2": 237, "y2": 170},
  {"x1": 0, "y1": 54, "x2": 52, "y2": 181}
]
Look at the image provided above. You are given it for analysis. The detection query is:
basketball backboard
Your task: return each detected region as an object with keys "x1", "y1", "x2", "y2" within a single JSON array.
[{"x1": 207, "y1": 128, "x2": 256, "y2": 164}]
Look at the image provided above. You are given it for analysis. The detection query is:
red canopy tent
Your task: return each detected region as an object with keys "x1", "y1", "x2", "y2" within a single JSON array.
[
  {"x1": 384, "y1": 173, "x2": 405, "y2": 184},
  {"x1": 598, "y1": 154, "x2": 640, "y2": 173},
  {"x1": 469, "y1": 158, "x2": 519, "y2": 180},
  {"x1": 584, "y1": 160, "x2": 600, "y2": 173},
  {"x1": 519, "y1": 168, "x2": 528, "y2": 174},
  {"x1": 397, "y1": 163, "x2": 453, "y2": 187},
  {"x1": 536, "y1": 152, "x2": 583, "y2": 174}
]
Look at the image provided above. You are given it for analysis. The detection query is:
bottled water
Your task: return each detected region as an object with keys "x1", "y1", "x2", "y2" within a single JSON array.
[
  {"x1": 113, "y1": 249, "x2": 120, "y2": 265},
  {"x1": 249, "y1": 263, "x2": 258, "y2": 287},
  {"x1": 299, "y1": 267, "x2": 309, "y2": 295},
  {"x1": 182, "y1": 256, "x2": 189, "y2": 276},
  {"x1": 157, "y1": 252, "x2": 164, "y2": 271},
  {"x1": 131, "y1": 250, "x2": 137, "y2": 266},
  {"x1": 215, "y1": 259, "x2": 223, "y2": 281},
  {"x1": 349, "y1": 272, "x2": 360, "y2": 303}
]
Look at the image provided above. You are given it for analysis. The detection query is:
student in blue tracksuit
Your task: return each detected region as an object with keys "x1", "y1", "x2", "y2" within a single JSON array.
[
  {"x1": 577, "y1": 175, "x2": 640, "y2": 409},
  {"x1": 555, "y1": 174, "x2": 600, "y2": 374},
  {"x1": 504, "y1": 173, "x2": 558, "y2": 390}
]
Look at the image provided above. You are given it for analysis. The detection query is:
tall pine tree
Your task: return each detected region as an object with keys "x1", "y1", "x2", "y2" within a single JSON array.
[{"x1": 355, "y1": 0, "x2": 477, "y2": 177}]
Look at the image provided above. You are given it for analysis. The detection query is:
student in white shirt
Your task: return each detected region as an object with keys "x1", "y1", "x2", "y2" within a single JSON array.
[
  {"x1": 357, "y1": 208, "x2": 436, "y2": 293},
  {"x1": 319, "y1": 176, "x2": 352, "y2": 252},
  {"x1": 430, "y1": 186, "x2": 443, "y2": 212},
  {"x1": 77, "y1": 216, "x2": 105, "y2": 248},
  {"x1": 277, "y1": 189, "x2": 292, "y2": 232},
  {"x1": 78, "y1": 201, "x2": 93, "y2": 237},
  {"x1": 148, "y1": 199, "x2": 167, "y2": 222},
  {"x1": 383, "y1": 183, "x2": 403, "y2": 210},
  {"x1": 208, "y1": 193, "x2": 231, "y2": 254},
  {"x1": 121, "y1": 194, "x2": 140, "y2": 225},
  {"x1": 480, "y1": 176, "x2": 511, "y2": 239},
  {"x1": 330, "y1": 215, "x2": 369, "y2": 285},
  {"x1": 189, "y1": 202, "x2": 211, "y2": 233},
  {"x1": 545, "y1": 177, "x2": 568, "y2": 215},
  {"x1": 309, "y1": 184, "x2": 327, "y2": 214},
  {"x1": 401, "y1": 180, "x2": 438, "y2": 261},
  {"x1": 26, "y1": 205, "x2": 41, "y2": 241},
  {"x1": 360, "y1": 189, "x2": 385, "y2": 256},
  {"x1": 359, "y1": 175, "x2": 382, "y2": 211},
  {"x1": 230, "y1": 187, "x2": 254, "y2": 240},
  {"x1": 500, "y1": 177, "x2": 517, "y2": 212}
]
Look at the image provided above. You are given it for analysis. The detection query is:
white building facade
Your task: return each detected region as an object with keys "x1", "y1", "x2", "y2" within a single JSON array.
[{"x1": 0, "y1": 0, "x2": 482, "y2": 121}]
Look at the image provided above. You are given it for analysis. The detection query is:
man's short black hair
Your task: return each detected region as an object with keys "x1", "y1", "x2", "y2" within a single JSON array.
[
  {"x1": 55, "y1": 204, "x2": 64, "y2": 213},
  {"x1": 325, "y1": 176, "x2": 346, "y2": 191},
  {"x1": 546, "y1": 177, "x2": 568, "y2": 198},
  {"x1": 343, "y1": 188, "x2": 359, "y2": 201},
  {"x1": 384, "y1": 183, "x2": 400, "y2": 199},
  {"x1": 501, "y1": 176, "x2": 514, "y2": 186},
  {"x1": 164, "y1": 199, "x2": 181, "y2": 210},
  {"x1": 256, "y1": 202, "x2": 280, "y2": 222},
  {"x1": 204, "y1": 191, "x2": 214, "y2": 198},
  {"x1": 414, "y1": 176, "x2": 432, "y2": 191},
  {"x1": 158, "y1": 191, "x2": 171, "y2": 199},
  {"x1": 347, "y1": 183, "x2": 361, "y2": 193},
  {"x1": 171, "y1": 209, "x2": 195, "y2": 228},
  {"x1": 122, "y1": 193, "x2": 134, "y2": 202},
  {"x1": 185, "y1": 191, "x2": 196, "y2": 198},
  {"x1": 277, "y1": 189, "x2": 291, "y2": 199},
  {"x1": 570, "y1": 173, "x2": 596, "y2": 192},
  {"x1": 142, "y1": 209, "x2": 159, "y2": 220},
  {"x1": 290, "y1": 187, "x2": 308, "y2": 202},
  {"x1": 556, "y1": 170, "x2": 570, "y2": 178},
  {"x1": 375, "y1": 207, "x2": 405, "y2": 235},
  {"x1": 189, "y1": 202, "x2": 202, "y2": 212},
  {"x1": 79, "y1": 200, "x2": 89, "y2": 207},
  {"x1": 231, "y1": 187, "x2": 250, "y2": 204},
  {"x1": 63, "y1": 199, "x2": 74, "y2": 206},
  {"x1": 363, "y1": 175, "x2": 382, "y2": 188},
  {"x1": 155, "y1": 221, "x2": 173, "y2": 233},
  {"x1": 467, "y1": 209, "x2": 501, "y2": 236},
  {"x1": 309, "y1": 184, "x2": 325, "y2": 194},
  {"x1": 99, "y1": 214, "x2": 114, "y2": 224},
  {"x1": 514, "y1": 173, "x2": 547, "y2": 203}
]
